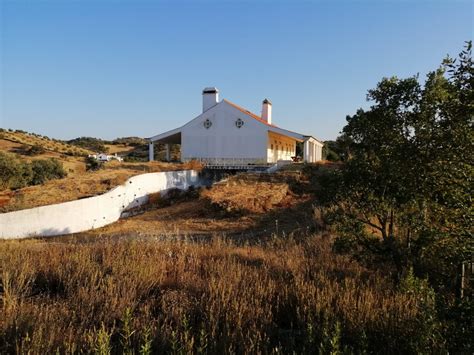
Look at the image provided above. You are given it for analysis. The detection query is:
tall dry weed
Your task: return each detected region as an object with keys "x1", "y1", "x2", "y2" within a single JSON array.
[{"x1": 0, "y1": 234, "x2": 435, "y2": 353}]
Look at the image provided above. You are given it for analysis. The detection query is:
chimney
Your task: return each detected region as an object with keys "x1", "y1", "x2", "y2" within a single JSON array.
[
  {"x1": 262, "y1": 98, "x2": 272, "y2": 124},
  {"x1": 202, "y1": 87, "x2": 219, "y2": 112}
]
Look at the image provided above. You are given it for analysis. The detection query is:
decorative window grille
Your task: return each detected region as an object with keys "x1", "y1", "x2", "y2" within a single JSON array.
[
  {"x1": 235, "y1": 118, "x2": 244, "y2": 128},
  {"x1": 203, "y1": 119, "x2": 212, "y2": 129}
]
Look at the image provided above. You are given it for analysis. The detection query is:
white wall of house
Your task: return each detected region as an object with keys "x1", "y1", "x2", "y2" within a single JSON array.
[
  {"x1": 303, "y1": 137, "x2": 323, "y2": 163},
  {"x1": 267, "y1": 131, "x2": 297, "y2": 163},
  {"x1": 181, "y1": 102, "x2": 268, "y2": 164}
]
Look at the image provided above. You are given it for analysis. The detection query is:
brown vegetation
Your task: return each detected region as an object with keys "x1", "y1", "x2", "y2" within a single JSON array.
[
  {"x1": 202, "y1": 177, "x2": 296, "y2": 214},
  {"x1": 0, "y1": 234, "x2": 428, "y2": 354},
  {"x1": 0, "y1": 130, "x2": 92, "y2": 156}
]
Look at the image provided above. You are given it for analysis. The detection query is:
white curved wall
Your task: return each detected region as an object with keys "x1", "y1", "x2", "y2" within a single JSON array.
[{"x1": 0, "y1": 170, "x2": 200, "y2": 239}]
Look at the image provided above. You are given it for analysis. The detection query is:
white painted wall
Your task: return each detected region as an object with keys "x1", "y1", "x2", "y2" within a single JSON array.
[
  {"x1": 202, "y1": 87, "x2": 219, "y2": 112},
  {"x1": 0, "y1": 170, "x2": 200, "y2": 239},
  {"x1": 262, "y1": 100, "x2": 272, "y2": 125},
  {"x1": 303, "y1": 137, "x2": 323, "y2": 163},
  {"x1": 181, "y1": 102, "x2": 268, "y2": 163},
  {"x1": 267, "y1": 131, "x2": 297, "y2": 163}
]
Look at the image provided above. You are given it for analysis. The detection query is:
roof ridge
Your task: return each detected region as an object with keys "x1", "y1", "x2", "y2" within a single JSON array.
[{"x1": 223, "y1": 99, "x2": 277, "y2": 127}]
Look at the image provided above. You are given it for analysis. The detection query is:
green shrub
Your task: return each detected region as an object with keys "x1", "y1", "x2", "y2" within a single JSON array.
[
  {"x1": 0, "y1": 152, "x2": 32, "y2": 190},
  {"x1": 30, "y1": 159, "x2": 67, "y2": 185},
  {"x1": 0, "y1": 152, "x2": 67, "y2": 190},
  {"x1": 68, "y1": 137, "x2": 108, "y2": 153},
  {"x1": 325, "y1": 149, "x2": 340, "y2": 161},
  {"x1": 26, "y1": 144, "x2": 46, "y2": 156},
  {"x1": 85, "y1": 156, "x2": 103, "y2": 171},
  {"x1": 399, "y1": 268, "x2": 445, "y2": 352}
]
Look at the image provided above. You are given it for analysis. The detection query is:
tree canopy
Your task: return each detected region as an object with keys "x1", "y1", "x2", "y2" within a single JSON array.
[{"x1": 320, "y1": 42, "x2": 473, "y2": 352}]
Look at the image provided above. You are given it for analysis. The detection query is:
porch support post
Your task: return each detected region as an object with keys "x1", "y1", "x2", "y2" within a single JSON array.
[
  {"x1": 303, "y1": 140, "x2": 309, "y2": 163},
  {"x1": 165, "y1": 143, "x2": 170, "y2": 162},
  {"x1": 149, "y1": 141, "x2": 154, "y2": 161}
]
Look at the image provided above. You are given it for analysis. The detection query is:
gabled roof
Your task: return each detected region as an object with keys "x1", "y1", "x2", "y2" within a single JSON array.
[
  {"x1": 222, "y1": 99, "x2": 323, "y2": 144},
  {"x1": 223, "y1": 99, "x2": 276, "y2": 127},
  {"x1": 148, "y1": 98, "x2": 324, "y2": 145}
]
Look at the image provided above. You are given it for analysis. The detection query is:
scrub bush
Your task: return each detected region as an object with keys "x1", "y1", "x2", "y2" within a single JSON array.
[
  {"x1": 30, "y1": 159, "x2": 67, "y2": 185},
  {"x1": 0, "y1": 152, "x2": 32, "y2": 190},
  {"x1": 0, "y1": 152, "x2": 66, "y2": 190}
]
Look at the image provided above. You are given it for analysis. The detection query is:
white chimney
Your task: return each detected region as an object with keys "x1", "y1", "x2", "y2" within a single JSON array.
[
  {"x1": 202, "y1": 87, "x2": 219, "y2": 112},
  {"x1": 262, "y1": 98, "x2": 272, "y2": 124}
]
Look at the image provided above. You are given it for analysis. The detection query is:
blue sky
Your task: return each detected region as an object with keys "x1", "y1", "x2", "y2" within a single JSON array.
[{"x1": 0, "y1": 0, "x2": 472, "y2": 141}]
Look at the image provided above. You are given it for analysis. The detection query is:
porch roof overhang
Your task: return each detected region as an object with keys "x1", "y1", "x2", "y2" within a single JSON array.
[
  {"x1": 148, "y1": 127, "x2": 182, "y2": 144},
  {"x1": 303, "y1": 135, "x2": 324, "y2": 146},
  {"x1": 268, "y1": 126, "x2": 324, "y2": 145},
  {"x1": 268, "y1": 126, "x2": 305, "y2": 142}
]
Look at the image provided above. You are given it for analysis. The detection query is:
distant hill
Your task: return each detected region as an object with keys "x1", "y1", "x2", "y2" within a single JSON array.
[
  {"x1": 67, "y1": 137, "x2": 110, "y2": 153},
  {"x1": 0, "y1": 128, "x2": 177, "y2": 162},
  {"x1": 112, "y1": 137, "x2": 147, "y2": 146},
  {"x1": 0, "y1": 128, "x2": 92, "y2": 156}
]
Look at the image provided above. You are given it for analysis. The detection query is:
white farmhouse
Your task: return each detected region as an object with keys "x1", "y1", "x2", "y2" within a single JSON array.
[
  {"x1": 148, "y1": 88, "x2": 323, "y2": 166},
  {"x1": 88, "y1": 153, "x2": 124, "y2": 162}
]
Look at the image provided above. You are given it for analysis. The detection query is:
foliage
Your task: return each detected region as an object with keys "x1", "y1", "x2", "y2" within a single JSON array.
[
  {"x1": 29, "y1": 159, "x2": 67, "y2": 185},
  {"x1": 319, "y1": 42, "x2": 473, "y2": 353},
  {"x1": 0, "y1": 152, "x2": 32, "y2": 190},
  {"x1": 125, "y1": 143, "x2": 180, "y2": 162},
  {"x1": 113, "y1": 137, "x2": 147, "y2": 146},
  {"x1": 85, "y1": 156, "x2": 104, "y2": 171},
  {"x1": 398, "y1": 268, "x2": 444, "y2": 352},
  {"x1": 322, "y1": 141, "x2": 340, "y2": 161},
  {"x1": 323, "y1": 42, "x2": 473, "y2": 273},
  {"x1": 0, "y1": 152, "x2": 67, "y2": 190},
  {"x1": 322, "y1": 135, "x2": 353, "y2": 162},
  {"x1": 25, "y1": 144, "x2": 46, "y2": 156},
  {"x1": 68, "y1": 137, "x2": 109, "y2": 153}
]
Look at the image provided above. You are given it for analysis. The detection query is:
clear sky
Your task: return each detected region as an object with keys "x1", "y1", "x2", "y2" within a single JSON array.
[{"x1": 0, "y1": 0, "x2": 472, "y2": 141}]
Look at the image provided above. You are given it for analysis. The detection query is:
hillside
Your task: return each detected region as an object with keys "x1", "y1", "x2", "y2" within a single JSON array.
[
  {"x1": 0, "y1": 160, "x2": 201, "y2": 212},
  {"x1": 0, "y1": 129, "x2": 201, "y2": 212},
  {"x1": 0, "y1": 129, "x2": 93, "y2": 156}
]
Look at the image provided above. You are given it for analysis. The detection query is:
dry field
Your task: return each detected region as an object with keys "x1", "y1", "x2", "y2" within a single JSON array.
[{"x1": 0, "y1": 234, "x2": 428, "y2": 354}]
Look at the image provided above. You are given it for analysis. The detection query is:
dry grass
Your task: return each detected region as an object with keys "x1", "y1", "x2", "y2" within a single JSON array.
[
  {"x1": 201, "y1": 172, "x2": 311, "y2": 214},
  {"x1": 82, "y1": 172, "x2": 315, "y2": 239},
  {"x1": 104, "y1": 143, "x2": 136, "y2": 154},
  {"x1": 0, "y1": 234, "x2": 427, "y2": 354},
  {"x1": 202, "y1": 179, "x2": 295, "y2": 214},
  {"x1": 0, "y1": 161, "x2": 202, "y2": 212},
  {"x1": 86, "y1": 198, "x2": 256, "y2": 238},
  {"x1": 0, "y1": 131, "x2": 92, "y2": 156}
]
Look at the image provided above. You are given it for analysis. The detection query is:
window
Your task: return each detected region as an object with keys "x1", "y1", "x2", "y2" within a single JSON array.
[
  {"x1": 235, "y1": 118, "x2": 244, "y2": 128},
  {"x1": 203, "y1": 119, "x2": 212, "y2": 129},
  {"x1": 271, "y1": 144, "x2": 274, "y2": 149}
]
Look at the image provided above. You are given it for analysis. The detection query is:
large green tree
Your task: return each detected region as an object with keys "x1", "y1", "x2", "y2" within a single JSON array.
[
  {"x1": 319, "y1": 43, "x2": 473, "y2": 352},
  {"x1": 323, "y1": 43, "x2": 473, "y2": 285}
]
